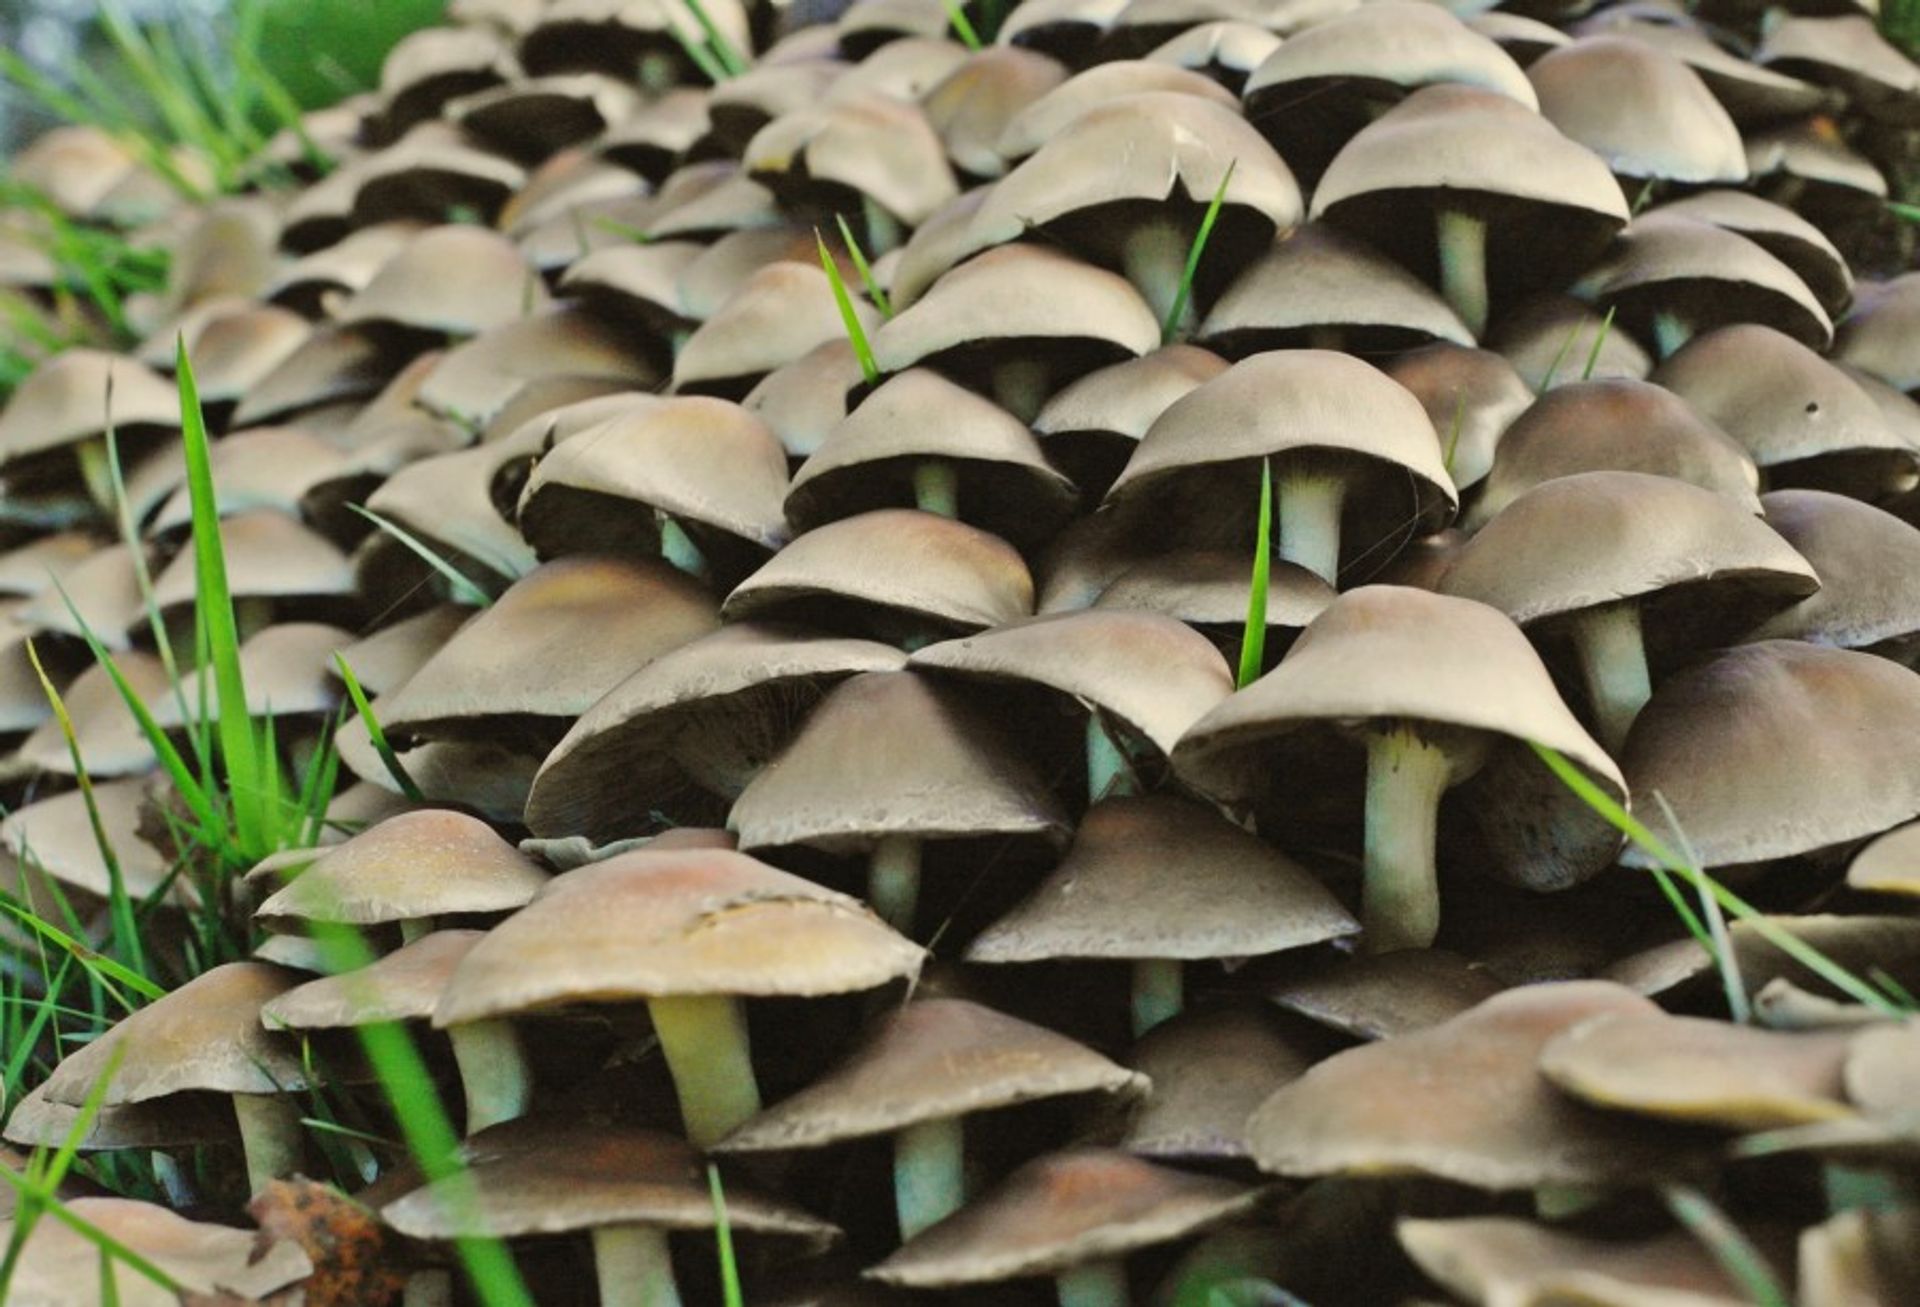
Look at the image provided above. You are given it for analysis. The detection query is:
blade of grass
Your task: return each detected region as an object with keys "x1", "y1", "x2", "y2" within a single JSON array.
[
  {"x1": 681, "y1": 0, "x2": 747, "y2": 77},
  {"x1": 1891, "y1": 201, "x2": 1920, "y2": 224},
  {"x1": 0, "y1": 905, "x2": 162, "y2": 1007},
  {"x1": 347, "y1": 505, "x2": 495, "y2": 607},
  {"x1": 333, "y1": 655, "x2": 425, "y2": 802},
  {"x1": 1236, "y1": 461, "x2": 1272, "y2": 689},
  {"x1": 1441, "y1": 391, "x2": 1466, "y2": 477},
  {"x1": 817, "y1": 231, "x2": 879, "y2": 385},
  {"x1": 834, "y1": 214, "x2": 892, "y2": 319},
  {"x1": 1579, "y1": 304, "x2": 1616, "y2": 381},
  {"x1": 707, "y1": 1164, "x2": 744, "y2": 1307},
  {"x1": 1661, "y1": 1184, "x2": 1790, "y2": 1307},
  {"x1": 940, "y1": 0, "x2": 984, "y2": 51},
  {"x1": 1162, "y1": 159, "x2": 1236, "y2": 345},
  {"x1": 1654, "y1": 791, "x2": 1746, "y2": 1025}
]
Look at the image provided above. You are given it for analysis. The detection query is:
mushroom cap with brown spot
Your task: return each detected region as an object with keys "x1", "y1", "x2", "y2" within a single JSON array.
[
  {"x1": 1618, "y1": 641, "x2": 1920, "y2": 870},
  {"x1": 256, "y1": 809, "x2": 549, "y2": 928},
  {"x1": 1441, "y1": 471, "x2": 1818, "y2": 652},
  {"x1": 867, "y1": 1147, "x2": 1263, "y2": 1287},
  {"x1": 42, "y1": 962, "x2": 312, "y2": 1106},
  {"x1": 729, "y1": 669, "x2": 1069, "y2": 855},
  {"x1": 1540, "y1": 1012, "x2": 1856, "y2": 1131},
  {"x1": 1848, "y1": 821, "x2": 1920, "y2": 898},
  {"x1": 1750, "y1": 491, "x2": 1920, "y2": 659},
  {"x1": 1399, "y1": 1216, "x2": 1761, "y2": 1307},
  {"x1": 385, "y1": 1116, "x2": 840, "y2": 1243},
  {"x1": 724, "y1": 509, "x2": 1034, "y2": 638},
  {"x1": 718, "y1": 997, "x2": 1143, "y2": 1150},
  {"x1": 967, "y1": 795, "x2": 1357, "y2": 963},
  {"x1": 433, "y1": 847, "x2": 924, "y2": 1023},
  {"x1": 1264, "y1": 949, "x2": 1507, "y2": 1042},
  {"x1": 1527, "y1": 36, "x2": 1747, "y2": 184},
  {"x1": 1383, "y1": 343, "x2": 1533, "y2": 492},
  {"x1": 1121, "y1": 1004, "x2": 1317, "y2": 1161},
  {"x1": 335, "y1": 224, "x2": 546, "y2": 336},
  {"x1": 263, "y1": 930, "x2": 483, "y2": 1029},
  {"x1": 527, "y1": 623, "x2": 906, "y2": 842},
  {"x1": 1247, "y1": 981, "x2": 1694, "y2": 1189},
  {"x1": 378, "y1": 556, "x2": 719, "y2": 746},
  {"x1": 1174, "y1": 587, "x2": 1623, "y2": 892}
]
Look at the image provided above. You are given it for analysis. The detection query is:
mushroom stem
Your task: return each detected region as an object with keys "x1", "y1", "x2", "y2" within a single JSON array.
[
  {"x1": 403, "y1": 1270, "x2": 454, "y2": 1307},
  {"x1": 1361, "y1": 723, "x2": 1454, "y2": 954},
  {"x1": 913, "y1": 461, "x2": 959, "y2": 519},
  {"x1": 863, "y1": 195, "x2": 904, "y2": 257},
  {"x1": 868, "y1": 833, "x2": 922, "y2": 934},
  {"x1": 648, "y1": 994, "x2": 762, "y2": 1150},
  {"x1": 1435, "y1": 209, "x2": 1489, "y2": 339},
  {"x1": 657, "y1": 514, "x2": 710, "y2": 581},
  {"x1": 1131, "y1": 958, "x2": 1183, "y2": 1037},
  {"x1": 231, "y1": 1093, "x2": 305, "y2": 1194},
  {"x1": 1122, "y1": 217, "x2": 1194, "y2": 338},
  {"x1": 448, "y1": 1018, "x2": 533, "y2": 1135},
  {"x1": 400, "y1": 917, "x2": 434, "y2": 945},
  {"x1": 1275, "y1": 470, "x2": 1347, "y2": 586},
  {"x1": 1057, "y1": 1259, "x2": 1130, "y2": 1307},
  {"x1": 1568, "y1": 600, "x2": 1651, "y2": 756},
  {"x1": 591, "y1": 1224, "x2": 683, "y2": 1307},
  {"x1": 1651, "y1": 310, "x2": 1692, "y2": 359},
  {"x1": 992, "y1": 359, "x2": 1051, "y2": 424},
  {"x1": 151, "y1": 1150, "x2": 194, "y2": 1208},
  {"x1": 1086, "y1": 714, "x2": 1133, "y2": 803},
  {"x1": 894, "y1": 1115, "x2": 966, "y2": 1239}
]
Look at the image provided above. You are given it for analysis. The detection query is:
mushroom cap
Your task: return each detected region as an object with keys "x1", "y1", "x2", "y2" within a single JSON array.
[
  {"x1": 378, "y1": 556, "x2": 719, "y2": 745},
  {"x1": 1835, "y1": 274, "x2": 1920, "y2": 395},
  {"x1": 359, "y1": 422, "x2": 541, "y2": 584},
  {"x1": 1540, "y1": 1011, "x2": 1855, "y2": 1131},
  {"x1": 1606, "y1": 915, "x2": 1920, "y2": 1006},
  {"x1": 0, "y1": 349, "x2": 179, "y2": 469},
  {"x1": 1174, "y1": 586, "x2": 1624, "y2": 892},
  {"x1": 744, "y1": 93, "x2": 958, "y2": 227},
  {"x1": 384, "y1": 1116, "x2": 841, "y2": 1243},
  {"x1": 335, "y1": 224, "x2": 544, "y2": 336},
  {"x1": 1618, "y1": 641, "x2": 1920, "y2": 869},
  {"x1": 149, "y1": 426, "x2": 349, "y2": 536},
  {"x1": 15, "y1": 542, "x2": 146, "y2": 652},
  {"x1": 433, "y1": 846, "x2": 924, "y2": 1021},
  {"x1": 0, "y1": 779, "x2": 174, "y2": 905},
  {"x1": 867, "y1": 1148, "x2": 1263, "y2": 1287},
  {"x1": 230, "y1": 322, "x2": 397, "y2": 427},
  {"x1": 1094, "y1": 550, "x2": 1335, "y2": 636},
  {"x1": 149, "y1": 621, "x2": 353, "y2": 729},
  {"x1": 528, "y1": 623, "x2": 907, "y2": 840},
  {"x1": 718, "y1": 997, "x2": 1144, "y2": 1150},
  {"x1": 2, "y1": 1080, "x2": 231, "y2": 1153},
  {"x1": 1399, "y1": 1216, "x2": 1759, "y2": 1307},
  {"x1": 1527, "y1": 35, "x2": 1746, "y2": 184},
  {"x1": 1033, "y1": 344, "x2": 1227, "y2": 447},
  {"x1": 1246, "y1": 981, "x2": 1694, "y2": 1189},
  {"x1": 262, "y1": 930, "x2": 484, "y2": 1029},
  {"x1": 724, "y1": 509, "x2": 1034, "y2": 638},
  {"x1": 743, "y1": 338, "x2": 867, "y2": 461},
  {"x1": 1758, "y1": 15, "x2": 1920, "y2": 125},
  {"x1": 1848, "y1": 821, "x2": 1920, "y2": 898},
  {"x1": 967, "y1": 795, "x2": 1357, "y2": 962},
  {"x1": 16, "y1": 652, "x2": 169, "y2": 779},
  {"x1": 1749, "y1": 490, "x2": 1920, "y2": 657},
  {"x1": 1844, "y1": 1020, "x2": 1920, "y2": 1118},
  {"x1": 1492, "y1": 293, "x2": 1653, "y2": 392},
  {"x1": 335, "y1": 604, "x2": 472, "y2": 698},
  {"x1": 1120, "y1": 1003, "x2": 1316, "y2": 1161},
  {"x1": 1107, "y1": 350, "x2": 1456, "y2": 563},
  {"x1": 1264, "y1": 949, "x2": 1506, "y2": 1043},
  {"x1": 909, "y1": 610, "x2": 1234, "y2": 760},
  {"x1": 1744, "y1": 119, "x2": 1887, "y2": 200},
  {"x1": 257, "y1": 809, "x2": 549, "y2": 927},
  {"x1": 41, "y1": 962, "x2": 311, "y2": 1106},
  {"x1": 921, "y1": 45, "x2": 1069, "y2": 180},
  {"x1": 1657, "y1": 190, "x2": 1852, "y2": 318},
  {"x1": 415, "y1": 304, "x2": 660, "y2": 426},
  {"x1": 1382, "y1": 343, "x2": 1533, "y2": 491},
  {"x1": 1441, "y1": 471, "x2": 1818, "y2": 648},
  {"x1": 674, "y1": 262, "x2": 880, "y2": 400},
  {"x1": 786, "y1": 369, "x2": 1077, "y2": 547},
  {"x1": 993, "y1": 60, "x2": 1236, "y2": 161},
  {"x1": 729, "y1": 669, "x2": 1070, "y2": 855},
  {"x1": 148, "y1": 510, "x2": 356, "y2": 616},
  {"x1": 0, "y1": 530, "x2": 96, "y2": 598},
  {"x1": 1797, "y1": 1207, "x2": 1920, "y2": 1307}
]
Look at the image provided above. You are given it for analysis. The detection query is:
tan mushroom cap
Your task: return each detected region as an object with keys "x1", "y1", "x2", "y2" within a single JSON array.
[
  {"x1": 1470, "y1": 378, "x2": 1761, "y2": 527},
  {"x1": 1799, "y1": 1207, "x2": 1920, "y2": 1307},
  {"x1": 1588, "y1": 15, "x2": 1829, "y2": 126},
  {"x1": 1147, "y1": 17, "x2": 1281, "y2": 80},
  {"x1": 348, "y1": 121, "x2": 527, "y2": 226},
  {"x1": 3, "y1": 1080, "x2": 231, "y2": 1153},
  {"x1": 707, "y1": 59, "x2": 848, "y2": 152},
  {"x1": 922, "y1": 46, "x2": 1069, "y2": 180},
  {"x1": 0, "y1": 530, "x2": 96, "y2": 598},
  {"x1": 384, "y1": 1117, "x2": 839, "y2": 1246},
  {"x1": 0, "y1": 349, "x2": 179, "y2": 469},
  {"x1": 1400, "y1": 1216, "x2": 1759, "y2": 1307},
  {"x1": 434, "y1": 847, "x2": 924, "y2": 1024},
  {"x1": 746, "y1": 92, "x2": 959, "y2": 228},
  {"x1": 359, "y1": 423, "x2": 541, "y2": 586},
  {"x1": 335, "y1": 224, "x2": 546, "y2": 336},
  {"x1": 1659, "y1": 190, "x2": 1852, "y2": 317},
  {"x1": 995, "y1": 60, "x2": 1234, "y2": 159},
  {"x1": 450, "y1": 73, "x2": 641, "y2": 160},
  {"x1": 335, "y1": 718, "x2": 540, "y2": 826},
  {"x1": 42, "y1": 962, "x2": 312, "y2": 1106},
  {"x1": 0, "y1": 779, "x2": 173, "y2": 903},
  {"x1": 997, "y1": 0, "x2": 1126, "y2": 64},
  {"x1": 518, "y1": 395, "x2": 792, "y2": 560},
  {"x1": 149, "y1": 427, "x2": 348, "y2": 536},
  {"x1": 724, "y1": 509, "x2": 1034, "y2": 637},
  {"x1": 336, "y1": 605, "x2": 471, "y2": 698},
  {"x1": 16, "y1": 652, "x2": 168, "y2": 779},
  {"x1": 1109, "y1": 349, "x2": 1456, "y2": 558},
  {"x1": 1751, "y1": 491, "x2": 1920, "y2": 659},
  {"x1": 0, "y1": 1196, "x2": 313, "y2": 1307},
  {"x1": 1120, "y1": 1004, "x2": 1315, "y2": 1161},
  {"x1": 527, "y1": 623, "x2": 907, "y2": 841},
  {"x1": 8, "y1": 125, "x2": 135, "y2": 216},
  {"x1": 1759, "y1": 15, "x2": 1920, "y2": 124},
  {"x1": 1845, "y1": 1020, "x2": 1920, "y2": 1118},
  {"x1": 1606, "y1": 915, "x2": 1920, "y2": 1005},
  {"x1": 675, "y1": 262, "x2": 881, "y2": 400},
  {"x1": 1836, "y1": 274, "x2": 1920, "y2": 394},
  {"x1": 1095, "y1": 551, "x2": 1335, "y2": 638},
  {"x1": 1528, "y1": 36, "x2": 1746, "y2": 184},
  {"x1": 1541, "y1": 1012, "x2": 1855, "y2": 1131},
  {"x1": 1493, "y1": 293, "x2": 1653, "y2": 391},
  {"x1": 743, "y1": 339, "x2": 867, "y2": 461},
  {"x1": 967, "y1": 795, "x2": 1358, "y2": 962},
  {"x1": 1746, "y1": 119, "x2": 1888, "y2": 201},
  {"x1": 870, "y1": 1147, "x2": 1261, "y2": 1287},
  {"x1": 379, "y1": 556, "x2": 719, "y2": 744},
  {"x1": 729, "y1": 669, "x2": 1070, "y2": 855},
  {"x1": 257, "y1": 809, "x2": 549, "y2": 928},
  {"x1": 1266, "y1": 949, "x2": 1506, "y2": 1042},
  {"x1": 1249, "y1": 982, "x2": 1697, "y2": 1189},
  {"x1": 1175, "y1": 586, "x2": 1623, "y2": 892},
  {"x1": 15, "y1": 542, "x2": 147, "y2": 652},
  {"x1": 720, "y1": 997, "x2": 1143, "y2": 1150},
  {"x1": 149, "y1": 510, "x2": 355, "y2": 617},
  {"x1": 1618, "y1": 642, "x2": 1920, "y2": 870},
  {"x1": 911, "y1": 610, "x2": 1232, "y2": 761},
  {"x1": 229, "y1": 323, "x2": 396, "y2": 427},
  {"x1": 557, "y1": 240, "x2": 705, "y2": 330},
  {"x1": 265, "y1": 220, "x2": 423, "y2": 312},
  {"x1": 155, "y1": 302, "x2": 310, "y2": 407},
  {"x1": 1849, "y1": 821, "x2": 1920, "y2": 898},
  {"x1": 151, "y1": 622, "x2": 352, "y2": 729},
  {"x1": 1441, "y1": 470, "x2": 1818, "y2": 644},
  {"x1": 377, "y1": 23, "x2": 515, "y2": 114},
  {"x1": 263, "y1": 930, "x2": 482, "y2": 1029},
  {"x1": 1033, "y1": 345, "x2": 1226, "y2": 450},
  {"x1": 416, "y1": 305, "x2": 661, "y2": 426},
  {"x1": 1383, "y1": 344, "x2": 1532, "y2": 492}
]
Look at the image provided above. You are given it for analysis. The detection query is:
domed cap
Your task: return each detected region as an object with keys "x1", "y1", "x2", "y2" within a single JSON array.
[
  {"x1": 1383, "y1": 343, "x2": 1533, "y2": 491},
  {"x1": 155, "y1": 303, "x2": 309, "y2": 407},
  {"x1": 256, "y1": 809, "x2": 549, "y2": 928},
  {"x1": 334, "y1": 605, "x2": 471, "y2": 698},
  {"x1": 675, "y1": 262, "x2": 881, "y2": 401},
  {"x1": 1745, "y1": 119, "x2": 1887, "y2": 202},
  {"x1": 376, "y1": 25, "x2": 516, "y2": 134},
  {"x1": 334, "y1": 225, "x2": 546, "y2": 337},
  {"x1": 994, "y1": 60, "x2": 1235, "y2": 160},
  {"x1": 1835, "y1": 274, "x2": 1920, "y2": 395},
  {"x1": 416, "y1": 305, "x2": 661, "y2": 427},
  {"x1": 149, "y1": 622, "x2": 352, "y2": 729},
  {"x1": 1119, "y1": 1004, "x2": 1314, "y2": 1161},
  {"x1": 743, "y1": 339, "x2": 867, "y2": 461},
  {"x1": 149, "y1": 427, "x2": 349, "y2": 536},
  {"x1": 1849, "y1": 821, "x2": 1920, "y2": 899},
  {"x1": 14, "y1": 542, "x2": 145, "y2": 651},
  {"x1": 867, "y1": 1148, "x2": 1263, "y2": 1288},
  {"x1": 149, "y1": 511, "x2": 355, "y2": 618},
  {"x1": 1579, "y1": 16, "x2": 1828, "y2": 126},
  {"x1": 729, "y1": 670, "x2": 1069, "y2": 855},
  {"x1": 16, "y1": 652, "x2": 168, "y2": 779},
  {"x1": 1174, "y1": 586, "x2": 1623, "y2": 892},
  {"x1": 1399, "y1": 1217, "x2": 1763, "y2": 1307},
  {"x1": 1527, "y1": 36, "x2": 1746, "y2": 184},
  {"x1": 966, "y1": 795, "x2": 1357, "y2": 962},
  {"x1": 0, "y1": 349, "x2": 178, "y2": 470},
  {"x1": 745, "y1": 93, "x2": 959, "y2": 229},
  {"x1": 1265, "y1": 948, "x2": 1505, "y2": 1042},
  {"x1": 1758, "y1": 15, "x2": 1920, "y2": 126},
  {"x1": 1032, "y1": 345, "x2": 1226, "y2": 475},
  {"x1": 526, "y1": 623, "x2": 905, "y2": 841},
  {"x1": 1750, "y1": 491, "x2": 1920, "y2": 659},
  {"x1": 719, "y1": 997, "x2": 1144, "y2": 1150},
  {"x1": 0, "y1": 779, "x2": 173, "y2": 904},
  {"x1": 1618, "y1": 641, "x2": 1920, "y2": 870},
  {"x1": 1658, "y1": 190, "x2": 1852, "y2": 317},
  {"x1": 348, "y1": 121, "x2": 526, "y2": 227},
  {"x1": 1492, "y1": 294, "x2": 1652, "y2": 391},
  {"x1": 922, "y1": 46, "x2": 1069, "y2": 180},
  {"x1": 1605, "y1": 914, "x2": 1920, "y2": 1007},
  {"x1": 1246, "y1": 982, "x2": 1694, "y2": 1189},
  {"x1": 433, "y1": 847, "x2": 925, "y2": 1023},
  {"x1": 263, "y1": 930, "x2": 482, "y2": 1030},
  {"x1": 998, "y1": 0, "x2": 1128, "y2": 67},
  {"x1": 229, "y1": 324, "x2": 395, "y2": 428}
]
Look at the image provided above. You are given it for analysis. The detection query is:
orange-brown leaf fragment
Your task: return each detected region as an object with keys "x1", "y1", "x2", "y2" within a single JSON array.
[{"x1": 249, "y1": 1175, "x2": 405, "y2": 1307}]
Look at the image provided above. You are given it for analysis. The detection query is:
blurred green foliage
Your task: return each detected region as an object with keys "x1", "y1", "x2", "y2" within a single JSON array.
[{"x1": 252, "y1": 0, "x2": 449, "y2": 107}]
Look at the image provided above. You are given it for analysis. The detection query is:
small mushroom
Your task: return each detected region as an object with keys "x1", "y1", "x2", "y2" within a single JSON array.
[
  {"x1": 1400, "y1": 1216, "x2": 1766, "y2": 1307},
  {"x1": 1263, "y1": 948, "x2": 1506, "y2": 1043},
  {"x1": 1119, "y1": 1003, "x2": 1316, "y2": 1163},
  {"x1": 1748, "y1": 490, "x2": 1920, "y2": 664}
]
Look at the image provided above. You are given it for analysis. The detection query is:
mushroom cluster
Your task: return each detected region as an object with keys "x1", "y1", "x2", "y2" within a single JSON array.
[{"x1": 3, "y1": 0, "x2": 1920, "y2": 1303}]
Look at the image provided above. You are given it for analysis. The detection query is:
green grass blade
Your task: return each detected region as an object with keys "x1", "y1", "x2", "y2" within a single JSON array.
[
  {"x1": 1654, "y1": 791, "x2": 1747, "y2": 1024},
  {"x1": 817, "y1": 231, "x2": 880, "y2": 385},
  {"x1": 681, "y1": 0, "x2": 748, "y2": 77},
  {"x1": 835, "y1": 214, "x2": 892, "y2": 319},
  {"x1": 333, "y1": 655, "x2": 425, "y2": 802},
  {"x1": 940, "y1": 0, "x2": 984, "y2": 50},
  {"x1": 1162, "y1": 159, "x2": 1236, "y2": 345},
  {"x1": 1661, "y1": 1185, "x2": 1791, "y2": 1307},
  {"x1": 1580, "y1": 305, "x2": 1617, "y2": 381},
  {"x1": 347, "y1": 505, "x2": 495, "y2": 607},
  {"x1": 708, "y1": 1165, "x2": 745, "y2": 1307},
  {"x1": 1891, "y1": 201, "x2": 1920, "y2": 225},
  {"x1": 1539, "y1": 316, "x2": 1583, "y2": 391},
  {"x1": 1440, "y1": 391, "x2": 1466, "y2": 477},
  {"x1": 1236, "y1": 461, "x2": 1272, "y2": 689},
  {"x1": 0, "y1": 904, "x2": 161, "y2": 1007},
  {"x1": 670, "y1": 26, "x2": 728, "y2": 86}
]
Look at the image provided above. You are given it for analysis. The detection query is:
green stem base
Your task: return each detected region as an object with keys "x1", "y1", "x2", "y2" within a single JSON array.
[
  {"x1": 894, "y1": 1116, "x2": 966, "y2": 1240},
  {"x1": 1131, "y1": 958, "x2": 1183, "y2": 1038}
]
